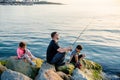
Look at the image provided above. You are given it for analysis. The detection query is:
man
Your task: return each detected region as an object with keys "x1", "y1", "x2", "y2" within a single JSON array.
[{"x1": 47, "y1": 32, "x2": 72, "y2": 66}]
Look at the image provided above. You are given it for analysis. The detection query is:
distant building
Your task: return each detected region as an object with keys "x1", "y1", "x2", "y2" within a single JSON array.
[
  {"x1": 23, "y1": 0, "x2": 32, "y2": 2},
  {"x1": 0, "y1": 0, "x2": 4, "y2": 2},
  {"x1": 4, "y1": 0, "x2": 23, "y2": 2},
  {"x1": 0, "y1": 0, "x2": 41, "y2": 2},
  {"x1": 23, "y1": 0, "x2": 40, "y2": 2},
  {"x1": 4, "y1": 0, "x2": 15, "y2": 2},
  {"x1": 33, "y1": 0, "x2": 39, "y2": 2}
]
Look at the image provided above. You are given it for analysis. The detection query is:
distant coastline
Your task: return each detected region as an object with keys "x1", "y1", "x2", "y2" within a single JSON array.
[{"x1": 0, "y1": 1, "x2": 63, "y2": 5}]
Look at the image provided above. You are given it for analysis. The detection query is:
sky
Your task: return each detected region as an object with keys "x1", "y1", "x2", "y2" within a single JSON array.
[{"x1": 44, "y1": 0, "x2": 120, "y2": 19}]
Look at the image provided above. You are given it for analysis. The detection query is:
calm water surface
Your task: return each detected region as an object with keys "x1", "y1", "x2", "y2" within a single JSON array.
[{"x1": 0, "y1": 1, "x2": 120, "y2": 79}]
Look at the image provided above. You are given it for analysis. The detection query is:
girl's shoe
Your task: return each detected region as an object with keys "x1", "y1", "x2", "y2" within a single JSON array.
[{"x1": 31, "y1": 62, "x2": 36, "y2": 66}]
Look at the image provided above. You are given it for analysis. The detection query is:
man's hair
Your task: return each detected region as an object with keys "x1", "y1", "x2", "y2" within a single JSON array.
[
  {"x1": 19, "y1": 42, "x2": 26, "y2": 48},
  {"x1": 51, "y1": 32, "x2": 57, "y2": 38},
  {"x1": 76, "y1": 45, "x2": 83, "y2": 50}
]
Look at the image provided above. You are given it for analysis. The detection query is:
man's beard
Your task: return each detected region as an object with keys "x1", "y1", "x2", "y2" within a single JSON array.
[{"x1": 57, "y1": 37, "x2": 59, "y2": 40}]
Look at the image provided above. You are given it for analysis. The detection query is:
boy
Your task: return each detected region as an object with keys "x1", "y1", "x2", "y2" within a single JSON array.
[{"x1": 68, "y1": 45, "x2": 85, "y2": 69}]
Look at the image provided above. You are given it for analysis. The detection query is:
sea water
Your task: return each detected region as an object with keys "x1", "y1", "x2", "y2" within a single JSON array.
[{"x1": 0, "y1": 1, "x2": 120, "y2": 79}]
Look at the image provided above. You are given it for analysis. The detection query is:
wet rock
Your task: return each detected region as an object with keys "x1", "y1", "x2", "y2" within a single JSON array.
[
  {"x1": 72, "y1": 68, "x2": 87, "y2": 80},
  {"x1": 1, "y1": 69, "x2": 32, "y2": 80},
  {"x1": 5, "y1": 56, "x2": 43, "y2": 79},
  {"x1": 57, "y1": 71, "x2": 72, "y2": 80},
  {"x1": 57, "y1": 63, "x2": 75, "y2": 74},
  {"x1": 35, "y1": 62, "x2": 63, "y2": 80},
  {"x1": 71, "y1": 59, "x2": 103, "y2": 80},
  {"x1": 0, "y1": 63, "x2": 7, "y2": 74}
]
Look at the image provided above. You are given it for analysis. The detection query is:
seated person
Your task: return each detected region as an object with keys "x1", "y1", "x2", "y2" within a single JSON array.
[
  {"x1": 17, "y1": 42, "x2": 36, "y2": 66},
  {"x1": 68, "y1": 45, "x2": 85, "y2": 69},
  {"x1": 47, "y1": 32, "x2": 72, "y2": 66}
]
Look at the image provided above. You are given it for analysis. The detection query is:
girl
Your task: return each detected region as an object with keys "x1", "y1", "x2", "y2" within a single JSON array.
[{"x1": 17, "y1": 42, "x2": 36, "y2": 66}]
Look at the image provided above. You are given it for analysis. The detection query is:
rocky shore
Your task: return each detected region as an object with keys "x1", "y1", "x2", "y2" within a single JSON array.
[{"x1": 0, "y1": 56, "x2": 105, "y2": 80}]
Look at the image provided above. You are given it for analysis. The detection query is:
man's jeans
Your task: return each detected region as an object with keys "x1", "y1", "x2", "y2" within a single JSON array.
[{"x1": 50, "y1": 52, "x2": 66, "y2": 66}]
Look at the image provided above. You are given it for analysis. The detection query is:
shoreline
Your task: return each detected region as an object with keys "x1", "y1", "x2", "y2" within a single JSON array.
[
  {"x1": 0, "y1": 56, "x2": 119, "y2": 79},
  {"x1": 0, "y1": 56, "x2": 104, "y2": 80}
]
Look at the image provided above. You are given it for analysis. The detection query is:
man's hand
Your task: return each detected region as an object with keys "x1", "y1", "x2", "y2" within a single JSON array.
[
  {"x1": 57, "y1": 46, "x2": 72, "y2": 53},
  {"x1": 67, "y1": 46, "x2": 72, "y2": 51}
]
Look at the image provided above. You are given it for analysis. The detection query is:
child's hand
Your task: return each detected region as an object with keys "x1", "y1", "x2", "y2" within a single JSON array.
[
  {"x1": 82, "y1": 54, "x2": 86, "y2": 58},
  {"x1": 65, "y1": 61, "x2": 70, "y2": 65}
]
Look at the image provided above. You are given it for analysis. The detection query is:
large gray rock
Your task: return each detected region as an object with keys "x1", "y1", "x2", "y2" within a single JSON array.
[
  {"x1": 36, "y1": 70, "x2": 63, "y2": 80},
  {"x1": 57, "y1": 71, "x2": 72, "y2": 80},
  {"x1": 72, "y1": 68, "x2": 87, "y2": 80},
  {"x1": 5, "y1": 56, "x2": 43, "y2": 79},
  {"x1": 35, "y1": 62, "x2": 63, "y2": 80},
  {"x1": 38, "y1": 62, "x2": 56, "y2": 73},
  {"x1": 1, "y1": 69, "x2": 32, "y2": 80}
]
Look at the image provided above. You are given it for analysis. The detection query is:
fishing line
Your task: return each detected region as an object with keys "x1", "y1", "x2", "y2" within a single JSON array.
[{"x1": 71, "y1": 19, "x2": 93, "y2": 47}]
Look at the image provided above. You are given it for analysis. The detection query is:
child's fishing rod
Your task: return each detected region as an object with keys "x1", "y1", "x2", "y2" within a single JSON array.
[{"x1": 71, "y1": 20, "x2": 93, "y2": 47}]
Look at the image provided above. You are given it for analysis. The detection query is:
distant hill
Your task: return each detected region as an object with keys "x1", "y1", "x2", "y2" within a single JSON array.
[
  {"x1": 34, "y1": 1, "x2": 63, "y2": 5},
  {"x1": 0, "y1": 1, "x2": 63, "y2": 5}
]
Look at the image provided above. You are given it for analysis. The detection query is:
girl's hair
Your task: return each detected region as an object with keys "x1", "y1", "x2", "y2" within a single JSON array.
[{"x1": 19, "y1": 42, "x2": 26, "y2": 48}]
